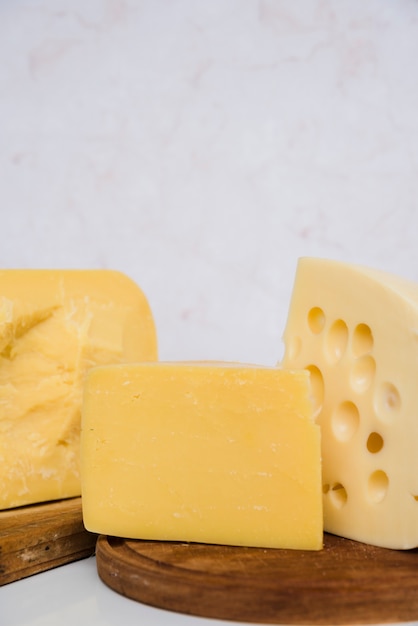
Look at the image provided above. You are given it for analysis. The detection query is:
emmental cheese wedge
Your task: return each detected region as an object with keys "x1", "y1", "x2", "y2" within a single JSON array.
[
  {"x1": 282, "y1": 257, "x2": 418, "y2": 549},
  {"x1": 81, "y1": 362, "x2": 322, "y2": 550},
  {"x1": 0, "y1": 270, "x2": 157, "y2": 510}
]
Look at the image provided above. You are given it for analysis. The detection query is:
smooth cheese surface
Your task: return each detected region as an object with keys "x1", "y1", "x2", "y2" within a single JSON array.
[
  {"x1": 0, "y1": 270, "x2": 157, "y2": 510},
  {"x1": 81, "y1": 362, "x2": 322, "y2": 550},
  {"x1": 282, "y1": 257, "x2": 418, "y2": 549}
]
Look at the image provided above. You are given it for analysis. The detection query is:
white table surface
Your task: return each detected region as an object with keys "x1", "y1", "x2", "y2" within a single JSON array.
[{"x1": 2, "y1": 0, "x2": 418, "y2": 624}]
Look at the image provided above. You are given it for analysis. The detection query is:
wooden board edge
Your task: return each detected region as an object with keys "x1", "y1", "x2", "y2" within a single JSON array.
[
  {"x1": 95, "y1": 535, "x2": 418, "y2": 625},
  {"x1": 0, "y1": 497, "x2": 97, "y2": 586}
]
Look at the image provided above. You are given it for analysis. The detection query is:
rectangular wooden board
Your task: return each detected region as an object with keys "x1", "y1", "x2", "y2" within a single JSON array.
[{"x1": 0, "y1": 497, "x2": 97, "y2": 586}]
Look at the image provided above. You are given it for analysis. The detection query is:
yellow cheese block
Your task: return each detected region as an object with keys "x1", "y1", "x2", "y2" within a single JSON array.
[
  {"x1": 81, "y1": 362, "x2": 322, "y2": 550},
  {"x1": 282, "y1": 257, "x2": 418, "y2": 549},
  {"x1": 0, "y1": 270, "x2": 157, "y2": 510}
]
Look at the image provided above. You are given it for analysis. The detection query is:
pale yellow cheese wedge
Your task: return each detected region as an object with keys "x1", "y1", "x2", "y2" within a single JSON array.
[
  {"x1": 0, "y1": 270, "x2": 157, "y2": 510},
  {"x1": 282, "y1": 257, "x2": 418, "y2": 549},
  {"x1": 81, "y1": 362, "x2": 322, "y2": 550}
]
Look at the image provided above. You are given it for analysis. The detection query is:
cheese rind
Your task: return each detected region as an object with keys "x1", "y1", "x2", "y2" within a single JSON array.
[
  {"x1": 282, "y1": 257, "x2": 418, "y2": 549},
  {"x1": 81, "y1": 362, "x2": 322, "y2": 550},
  {"x1": 0, "y1": 270, "x2": 157, "y2": 510}
]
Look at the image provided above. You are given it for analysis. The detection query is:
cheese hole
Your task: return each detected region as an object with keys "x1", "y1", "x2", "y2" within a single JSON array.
[
  {"x1": 366, "y1": 432, "x2": 384, "y2": 453},
  {"x1": 350, "y1": 355, "x2": 376, "y2": 393},
  {"x1": 352, "y1": 323, "x2": 373, "y2": 357},
  {"x1": 329, "y1": 483, "x2": 347, "y2": 508},
  {"x1": 383, "y1": 382, "x2": 401, "y2": 410},
  {"x1": 331, "y1": 401, "x2": 359, "y2": 442},
  {"x1": 306, "y1": 365, "x2": 324, "y2": 417},
  {"x1": 325, "y1": 319, "x2": 349, "y2": 364},
  {"x1": 375, "y1": 382, "x2": 401, "y2": 422},
  {"x1": 307, "y1": 307, "x2": 325, "y2": 334},
  {"x1": 368, "y1": 470, "x2": 389, "y2": 503},
  {"x1": 322, "y1": 484, "x2": 330, "y2": 494}
]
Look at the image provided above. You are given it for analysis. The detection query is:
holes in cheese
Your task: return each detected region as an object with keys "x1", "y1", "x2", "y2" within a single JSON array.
[
  {"x1": 306, "y1": 364, "x2": 324, "y2": 417},
  {"x1": 350, "y1": 355, "x2": 376, "y2": 393},
  {"x1": 325, "y1": 319, "x2": 349, "y2": 364},
  {"x1": 331, "y1": 401, "x2": 359, "y2": 442},
  {"x1": 375, "y1": 381, "x2": 401, "y2": 419},
  {"x1": 329, "y1": 482, "x2": 348, "y2": 508},
  {"x1": 0, "y1": 270, "x2": 157, "y2": 511},
  {"x1": 366, "y1": 431, "x2": 384, "y2": 453},
  {"x1": 352, "y1": 323, "x2": 374, "y2": 357},
  {"x1": 80, "y1": 363, "x2": 323, "y2": 550},
  {"x1": 308, "y1": 307, "x2": 326, "y2": 334},
  {"x1": 368, "y1": 470, "x2": 389, "y2": 504},
  {"x1": 282, "y1": 257, "x2": 418, "y2": 549}
]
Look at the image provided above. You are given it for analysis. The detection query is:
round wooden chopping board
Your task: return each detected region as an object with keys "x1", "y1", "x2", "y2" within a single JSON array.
[{"x1": 96, "y1": 533, "x2": 418, "y2": 624}]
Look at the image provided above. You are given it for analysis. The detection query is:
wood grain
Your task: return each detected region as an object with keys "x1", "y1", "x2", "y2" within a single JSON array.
[
  {"x1": 96, "y1": 533, "x2": 418, "y2": 624},
  {"x1": 0, "y1": 497, "x2": 97, "y2": 585}
]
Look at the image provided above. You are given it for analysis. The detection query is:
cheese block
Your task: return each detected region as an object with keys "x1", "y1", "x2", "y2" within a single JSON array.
[
  {"x1": 0, "y1": 270, "x2": 157, "y2": 510},
  {"x1": 81, "y1": 362, "x2": 322, "y2": 550},
  {"x1": 282, "y1": 257, "x2": 418, "y2": 549}
]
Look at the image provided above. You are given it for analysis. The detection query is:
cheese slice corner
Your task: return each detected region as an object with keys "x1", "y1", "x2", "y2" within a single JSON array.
[
  {"x1": 81, "y1": 362, "x2": 323, "y2": 550},
  {"x1": 282, "y1": 257, "x2": 418, "y2": 549}
]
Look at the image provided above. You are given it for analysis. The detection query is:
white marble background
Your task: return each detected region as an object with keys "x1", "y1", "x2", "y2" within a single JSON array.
[{"x1": 1, "y1": 0, "x2": 418, "y2": 365}]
